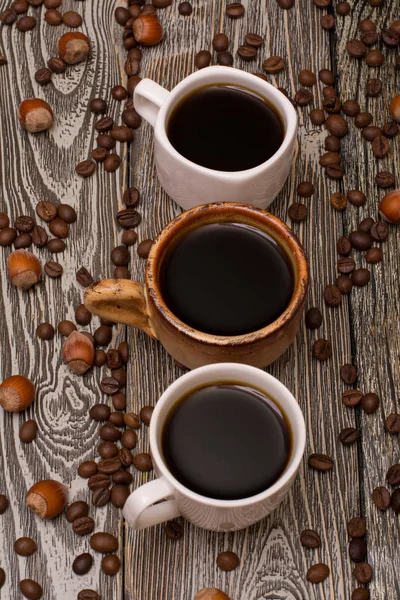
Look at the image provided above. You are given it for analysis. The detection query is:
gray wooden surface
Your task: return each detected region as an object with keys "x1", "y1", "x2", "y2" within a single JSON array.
[{"x1": 0, "y1": 0, "x2": 398, "y2": 599}]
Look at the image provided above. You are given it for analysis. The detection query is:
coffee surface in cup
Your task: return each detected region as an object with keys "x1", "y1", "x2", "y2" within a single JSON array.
[
  {"x1": 167, "y1": 85, "x2": 284, "y2": 171},
  {"x1": 160, "y1": 222, "x2": 293, "y2": 336},
  {"x1": 161, "y1": 383, "x2": 291, "y2": 500}
]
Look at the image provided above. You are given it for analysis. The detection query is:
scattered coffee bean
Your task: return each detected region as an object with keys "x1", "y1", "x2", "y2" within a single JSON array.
[
  {"x1": 351, "y1": 268, "x2": 370, "y2": 287},
  {"x1": 212, "y1": 33, "x2": 229, "y2": 51},
  {"x1": 298, "y1": 69, "x2": 316, "y2": 87},
  {"x1": 382, "y1": 122, "x2": 398, "y2": 138},
  {"x1": 385, "y1": 413, "x2": 400, "y2": 434},
  {"x1": 48, "y1": 57, "x2": 66, "y2": 73},
  {"x1": 347, "y1": 190, "x2": 366, "y2": 207},
  {"x1": 330, "y1": 192, "x2": 347, "y2": 211},
  {"x1": 326, "y1": 114, "x2": 348, "y2": 137},
  {"x1": 352, "y1": 587, "x2": 369, "y2": 599},
  {"x1": 340, "y1": 364, "x2": 357, "y2": 384},
  {"x1": 76, "y1": 160, "x2": 96, "y2": 178},
  {"x1": 44, "y1": 261, "x2": 63, "y2": 278},
  {"x1": 372, "y1": 486, "x2": 391, "y2": 510},
  {"x1": 76, "y1": 266, "x2": 93, "y2": 287},
  {"x1": 362, "y1": 126, "x2": 383, "y2": 142},
  {"x1": 337, "y1": 258, "x2": 355, "y2": 274},
  {"x1": 66, "y1": 501, "x2": 89, "y2": 523},
  {"x1": 14, "y1": 233, "x2": 32, "y2": 249},
  {"x1": 321, "y1": 14, "x2": 335, "y2": 30},
  {"x1": 90, "y1": 404, "x2": 111, "y2": 421},
  {"x1": 237, "y1": 45, "x2": 257, "y2": 61},
  {"x1": 19, "y1": 419, "x2": 38, "y2": 443},
  {"x1": 111, "y1": 484, "x2": 130, "y2": 508},
  {"x1": 216, "y1": 551, "x2": 240, "y2": 571},
  {"x1": 95, "y1": 116, "x2": 114, "y2": 132},
  {"x1": 337, "y1": 236, "x2": 352, "y2": 256},
  {"x1": 372, "y1": 135, "x2": 389, "y2": 159},
  {"x1": 346, "y1": 39, "x2": 366, "y2": 58},
  {"x1": 88, "y1": 473, "x2": 110, "y2": 491},
  {"x1": 78, "y1": 591, "x2": 100, "y2": 600},
  {"x1": 132, "y1": 452, "x2": 153, "y2": 471},
  {"x1": 47, "y1": 238, "x2": 65, "y2": 253},
  {"x1": 14, "y1": 537, "x2": 37, "y2": 556},
  {"x1": 391, "y1": 489, "x2": 400, "y2": 513},
  {"x1": 349, "y1": 231, "x2": 372, "y2": 251},
  {"x1": 98, "y1": 441, "x2": 118, "y2": 460},
  {"x1": 73, "y1": 553, "x2": 93, "y2": 576},
  {"x1": 370, "y1": 221, "x2": 388, "y2": 242},
  {"x1": 295, "y1": 88, "x2": 313, "y2": 106},
  {"x1": 100, "y1": 377, "x2": 120, "y2": 396},
  {"x1": 94, "y1": 325, "x2": 112, "y2": 347},
  {"x1": 35, "y1": 67, "x2": 52, "y2": 85},
  {"x1": 320, "y1": 151, "x2": 341, "y2": 167},
  {"x1": 98, "y1": 457, "x2": 122, "y2": 475},
  {"x1": 57, "y1": 320, "x2": 76, "y2": 336},
  {"x1": 245, "y1": 33, "x2": 263, "y2": 47},
  {"x1": 102, "y1": 553, "x2": 121, "y2": 575},
  {"x1": 366, "y1": 78, "x2": 382, "y2": 97},
  {"x1": 297, "y1": 182, "x2": 314, "y2": 197},
  {"x1": 226, "y1": 2, "x2": 245, "y2": 18},
  {"x1": 263, "y1": 56, "x2": 285, "y2": 73},
  {"x1": 195, "y1": 50, "x2": 211, "y2": 69},
  {"x1": 0, "y1": 494, "x2": 8, "y2": 514},
  {"x1": 336, "y1": 275, "x2": 353, "y2": 294},
  {"x1": 138, "y1": 406, "x2": 153, "y2": 426},
  {"x1": 347, "y1": 517, "x2": 366, "y2": 538},
  {"x1": 111, "y1": 85, "x2": 128, "y2": 101},
  {"x1": 355, "y1": 113, "x2": 372, "y2": 130},
  {"x1": 117, "y1": 448, "x2": 132, "y2": 468},
  {"x1": 324, "y1": 284, "x2": 342, "y2": 307},
  {"x1": 319, "y1": 69, "x2": 334, "y2": 85},
  {"x1": 312, "y1": 339, "x2": 332, "y2": 360},
  {"x1": 308, "y1": 453, "x2": 334, "y2": 472},
  {"x1": 94, "y1": 349, "x2": 106, "y2": 368},
  {"x1": 90, "y1": 532, "x2": 118, "y2": 553},
  {"x1": 342, "y1": 389, "x2": 363, "y2": 407},
  {"x1": 277, "y1": 0, "x2": 294, "y2": 7},
  {"x1": 32, "y1": 226, "x2": 48, "y2": 248},
  {"x1": 99, "y1": 423, "x2": 121, "y2": 442},
  {"x1": 375, "y1": 171, "x2": 395, "y2": 189},
  {"x1": 306, "y1": 563, "x2": 330, "y2": 583},
  {"x1": 361, "y1": 392, "x2": 379, "y2": 414},
  {"x1": 288, "y1": 203, "x2": 308, "y2": 222},
  {"x1": 365, "y1": 49, "x2": 384, "y2": 67},
  {"x1": 217, "y1": 50, "x2": 233, "y2": 66},
  {"x1": 339, "y1": 427, "x2": 360, "y2": 445},
  {"x1": 325, "y1": 136, "x2": 340, "y2": 153},
  {"x1": 386, "y1": 464, "x2": 400, "y2": 486},
  {"x1": 349, "y1": 538, "x2": 367, "y2": 563},
  {"x1": 137, "y1": 239, "x2": 153, "y2": 258},
  {"x1": 310, "y1": 109, "x2": 325, "y2": 125},
  {"x1": 300, "y1": 529, "x2": 321, "y2": 548},
  {"x1": 358, "y1": 218, "x2": 374, "y2": 234},
  {"x1": 92, "y1": 488, "x2": 111, "y2": 507},
  {"x1": 325, "y1": 164, "x2": 344, "y2": 180},
  {"x1": 108, "y1": 411, "x2": 125, "y2": 426},
  {"x1": 19, "y1": 579, "x2": 42, "y2": 599},
  {"x1": 354, "y1": 563, "x2": 373, "y2": 584},
  {"x1": 116, "y1": 208, "x2": 141, "y2": 229},
  {"x1": 97, "y1": 134, "x2": 115, "y2": 150},
  {"x1": 111, "y1": 245, "x2": 130, "y2": 267},
  {"x1": 16, "y1": 15, "x2": 36, "y2": 31},
  {"x1": 336, "y1": 1, "x2": 350, "y2": 15},
  {"x1": 15, "y1": 216, "x2": 34, "y2": 233},
  {"x1": 342, "y1": 100, "x2": 360, "y2": 117},
  {"x1": 104, "y1": 154, "x2": 121, "y2": 172},
  {"x1": 73, "y1": 516, "x2": 95, "y2": 536},
  {"x1": 305, "y1": 307, "x2": 322, "y2": 330},
  {"x1": 78, "y1": 461, "x2": 98, "y2": 479}
]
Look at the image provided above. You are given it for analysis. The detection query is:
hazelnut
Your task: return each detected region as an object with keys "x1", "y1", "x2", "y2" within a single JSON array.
[
  {"x1": 379, "y1": 189, "x2": 400, "y2": 224},
  {"x1": 133, "y1": 14, "x2": 163, "y2": 46},
  {"x1": 0, "y1": 375, "x2": 35, "y2": 412},
  {"x1": 62, "y1": 330, "x2": 95, "y2": 374},
  {"x1": 58, "y1": 32, "x2": 90, "y2": 64},
  {"x1": 26, "y1": 479, "x2": 68, "y2": 519},
  {"x1": 194, "y1": 590, "x2": 230, "y2": 600},
  {"x1": 389, "y1": 94, "x2": 400, "y2": 122},
  {"x1": 7, "y1": 249, "x2": 41, "y2": 290},
  {"x1": 18, "y1": 98, "x2": 53, "y2": 133}
]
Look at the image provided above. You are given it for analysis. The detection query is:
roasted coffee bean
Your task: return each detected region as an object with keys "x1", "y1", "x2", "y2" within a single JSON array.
[
  {"x1": 122, "y1": 188, "x2": 140, "y2": 209},
  {"x1": 0, "y1": 213, "x2": 9, "y2": 228},
  {"x1": 342, "y1": 389, "x2": 362, "y2": 407},
  {"x1": 73, "y1": 516, "x2": 95, "y2": 536},
  {"x1": 352, "y1": 586, "x2": 369, "y2": 599},
  {"x1": 90, "y1": 532, "x2": 118, "y2": 553},
  {"x1": 14, "y1": 233, "x2": 32, "y2": 249},
  {"x1": 372, "y1": 135, "x2": 389, "y2": 159},
  {"x1": 116, "y1": 208, "x2": 141, "y2": 229},
  {"x1": 137, "y1": 239, "x2": 153, "y2": 258},
  {"x1": 115, "y1": 6, "x2": 130, "y2": 24},
  {"x1": 122, "y1": 412, "x2": 140, "y2": 430},
  {"x1": 305, "y1": 307, "x2": 322, "y2": 330},
  {"x1": 217, "y1": 50, "x2": 233, "y2": 66},
  {"x1": 104, "y1": 154, "x2": 121, "y2": 172},
  {"x1": 74, "y1": 304, "x2": 91, "y2": 327},
  {"x1": 354, "y1": 563, "x2": 373, "y2": 584},
  {"x1": 365, "y1": 49, "x2": 384, "y2": 67},
  {"x1": 342, "y1": 99, "x2": 360, "y2": 117},
  {"x1": 382, "y1": 122, "x2": 398, "y2": 138},
  {"x1": 16, "y1": 15, "x2": 36, "y2": 30},
  {"x1": 306, "y1": 563, "x2": 330, "y2": 583},
  {"x1": 63, "y1": 10, "x2": 82, "y2": 27},
  {"x1": 370, "y1": 221, "x2": 388, "y2": 242},
  {"x1": 308, "y1": 453, "x2": 334, "y2": 472},
  {"x1": 120, "y1": 429, "x2": 136, "y2": 450},
  {"x1": 337, "y1": 257, "x2": 355, "y2": 274},
  {"x1": 113, "y1": 266, "x2": 130, "y2": 280},
  {"x1": 117, "y1": 447, "x2": 132, "y2": 468},
  {"x1": 263, "y1": 56, "x2": 285, "y2": 73},
  {"x1": 319, "y1": 68, "x2": 334, "y2": 85},
  {"x1": 339, "y1": 427, "x2": 360, "y2": 445},
  {"x1": 178, "y1": 1, "x2": 192, "y2": 15},
  {"x1": 78, "y1": 591, "x2": 99, "y2": 600},
  {"x1": 310, "y1": 109, "x2": 325, "y2": 125},
  {"x1": 15, "y1": 216, "x2": 34, "y2": 233},
  {"x1": 44, "y1": 261, "x2": 63, "y2": 278},
  {"x1": 105, "y1": 350, "x2": 121, "y2": 371},
  {"x1": 366, "y1": 78, "x2": 382, "y2": 98},
  {"x1": 109, "y1": 409, "x2": 125, "y2": 425},
  {"x1": 351, "y1": 268, "x2": 370, "y2": 287},
  {"x1": 94, "y1": 349, "x2": 106, "y2": 368},
  {"x1": 340, "y1": 364, "x2": 357, "y2": 384},
  {"x1": 295, "y1": 88, "x2": 313, "y2": 106},
  {"x1": 0, "y1": 495, "x2": 8, "y2": 514},
  {"x1": 100, "y1": 377, "x2": 120, "y2": 396},
  {"x1": 92, "y1": 487, "x2": 111, "y2": 507},
  {"x1": 361, "y1": 31, "x2": 378, "y2": 46},
  {"x1": 237, "y1": 45, "x2": 257, "y2": 61},
  {"x1": 35, "y1": 67, "x2": 52, "y2": 86},
  {"x1": 346, "y1": 39, "x2": 366, "y2": 58},
  {"x1": 326, "y1": 114, "x2": 348, "y2": 138},
  {"x1": 31, "y1": 226, "x2": 48, "y2": 248},
  {"x1": 387, "y1": 464, "x2": 400, "y2": 486},
  {"x1": 111, "y1": 484, "x2": 130, "y2": 508},
  {"x1": 362, "y1": 126, "x2": 383, "y2": 142},
  {"x1": 111, "y1": 125, "x2": 134, "y2": 143},
  {"x1": 98, "y1": 458, "x2": 122, "y2": 475},
  {"x1": 19, "y1": 579, "x2": 42, "y2": 599},
  {"x1": 216, "y1": 551, "x2": 240, "y2": 571},
  {"x1": 336, "y1": 275, "x2": 353, "y2": 294},
  {"x1": 98, "y1": 441, "x2": 118, "y2": 460},
  {"x1": 349, "y1": 231, "x2": 372, "y2": 251},
  {"x1": 372, "y1": 486, "x2": 390, "y2": 510},
  {"x1": 288, "y1": 203, "x2": 308, "y2": 222},
  {"x1": 90, "y1": 404, "x2": 111, "y2": 421},
  {"x1": 45, "y1": 8, "x2": 62, "y2": 25},
  {"x1": 325, "y1": 164, "x2": 344, "y2": 180},
  {"x1": 78, "y1": 461, "x2": 98, "y2": 479},
  {"x1": 48, "y1": 57, "x2": 66, "y2": 73},
  {"x1": 297, "y1": 181, "x2": 314, "y2": 197},
  {"x1": 76, "y1": 160, "x2": 96, "y2": 177},
  {"x1": 355, "y1": 112, "x2": 373, "y2": 129},
  {"x1": 14, "y1": 537, "x2": 37, "y2": 557},
  {"x1": 385, "y1": 413, "x2": 400, "y2": 434},
  {"x1": 66, "y1": 500, "x2": 89, "y2": 523},
  {"x1": 99, "y1": 423, "x2": 121, "y2": 442},
  {"x1": 94, "y1": 325, "x2": 112, "y2": 346},
  {"x1": 73, "y1": 553, "x2": 93, "y2": 576},
  {"x1": 97, "y1": 134, "x2": 115, "y2": 150},
  {"x1": 194, "y1": 50, "x2": 211, "y2": 69},
  {"x1": 347, "y1": 517, "x2": 366, "y2": 538},
  {"x1": 313, "y1": 339, "x2": 332, "y2": 360},
  {"x1": 300, "y1": 529, "x2": 321, "y2": 549},
  {"x1": 358, "y1": 218, "x2": 374, "y2": 234},
  {"x1": 382, "y1": 28, "x2": 399, "y2": 47},
  {"x1": 320, "y1": 152, "x2": 341, "y2": 167},
  {"x1": 58, "y1": 320, "x2": 76, "y2": 336},
  {"x1": 298, "y1": 69, "x2": 316, "y2": 87},
  {"x1": 245, "y1": 33, "x2": 263, "y2": 47},
  {"x1": 48, "y1": 238, "x2": 65, "y2": 253},
  {"x1": 359, "y1": 18, "x2": 376, "y2": 33},
  {"x1": 112, "y1": 470, "x2": 133, "y2": 485},
  {"x1": 0, "y1": 8, "x2": 17, "y2": 25},
  {"x1": 337, "y1": 236, "x2": 352, "y2": 256},
  {"x1": 375, "y1": 171, "x2": 395, "y2": 188},
  {"x1": 121, "y1": 230, "x2": 137, "y2": 248},
  {"x1": 88, "y1": 473, "x2": 110, "y2": 491},
  {"x1": 76, "y1": 267, "x2": 93, "y2": 288},
  {"x1": 277, "y1": 0, "x2": 294, "y2": 7},
  {"x1": 111, "y1": 245, "x2": 130, "y2": 266},
  {"x1": 336, "y1": 1, "x2": 350, "y2": 15},
  {"x1": 324, "y1": 285, "x2": 342, "y2": 307},
  {"x1": 132, "y1": 452, "x2": 153, "y2": 471},
  {"x1": 56, "y1": 205, "x2": 76, "y2": 224},
  {"x1": 330, "y1": 192, "x2": 347, "y2": 211},
  {"x1": 19, "y1": 419, "x2": 38, "y2": 443},
  {"x1": 361, "y1": 392, "x2": 379, "y2": 414},
  {"x1": 152, "y1": 0, "x2": 172, "y2": 7},
  {"x1": 391, "y1": 489, "x2": 400, "y2": 513},
  {"x1": 127, "y1": 75, "x2": 142, "y2": 96},
  {"x1": 95, "y1": 116, "x2": 114, "y2": 132},
  {"x1": 322, "y1": 90, "x2": 340, "y2": 114},
  {"x1": 100, "y1": 553, "x2": 121, "y2": 576},
  {"x1": 140, "y1": 405, "x2": 154, "y2": 426},
  {"x1": 112, "y1": 392, "x2": 127, "y2": 411},
  {"x1": 321, "y1": 14, "x2": 335, "y2": 30},
  {"x1": 347, "y1": 190, "x2": 366, "y2": 207},
  {"x1": 212, "y1": 33, "x2": 229, "y2": 51},
  {"x1": 226, "y1": 2, "x2": 244, "y2": 17},
  {"x1": 349, "y1": 538, "x2": 367, "y2": 563}
]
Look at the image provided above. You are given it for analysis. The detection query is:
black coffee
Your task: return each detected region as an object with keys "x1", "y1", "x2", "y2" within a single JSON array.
[
  {"x1": 162, "y1": 383, "x2": 291, "y2": 500},
  {"x1": 167, "y1": 85, "x2": 284, "y2": 171},
  {"x1": 160, "y1": 222, "x2": 293, "y2": 336}
]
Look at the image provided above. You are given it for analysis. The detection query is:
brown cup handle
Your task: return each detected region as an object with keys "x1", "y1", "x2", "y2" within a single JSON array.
[{"x1": 84, "y1": 279, "x2": 158, "y2": 339}]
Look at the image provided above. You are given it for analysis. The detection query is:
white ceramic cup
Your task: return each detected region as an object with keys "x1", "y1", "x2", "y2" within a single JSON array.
[
  {"x1": 123, "y1": 363, "x2": 306, "y2": 532},
  {"x1": 133, "y1": 66, "x2": 298, "y2": 210}
]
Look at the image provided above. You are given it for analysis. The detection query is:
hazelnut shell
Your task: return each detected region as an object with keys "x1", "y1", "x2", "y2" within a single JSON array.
[
  {"x1": 389, "y1": 95, "x2": 400, "y2": 123},
  {"x1": 132, "y1": 14, "x2": 163, "y2": 46},
  {"x1": 26, "y1": 479, "x2": 68, "y2": 519},
  {"x1": 62, "y1": 330, "x2": 95, "y2": 374},
  {"x1": 58, "y1": 32, "x2": 90, "y2": 64},
  {"x1": 7, "y1": 249, "x2": 41, "y2": 290},
  {"x1": 0, "y1": 375, "x2": 35, "y2": 412},
  {"x1": 379, "y1": 189, "x2": 400, "y2": 224},
  {"x1": 18, "y1": 98, "x2": 53, "y2": 133}
]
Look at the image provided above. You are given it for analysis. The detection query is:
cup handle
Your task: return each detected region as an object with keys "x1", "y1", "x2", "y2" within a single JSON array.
[
  {"x1": 134, "y1": 79, "x2": 171, "y2": 127},
  {"x1": 84, "y1": 279, "x2": 158, "y2": 339},
  {"x1": 123, "y1": 476, "x2": 181, "y2": 530}
]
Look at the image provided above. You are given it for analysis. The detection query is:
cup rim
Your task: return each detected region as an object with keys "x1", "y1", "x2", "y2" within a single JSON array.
[
  {"x1": 154, "y1": 66, "x2": 298, "y2": 179},
  {"x1": 146, "y1": 202, "x2": 309, "y2": 346},
  {"x1": 149, "y1": 363, "x2": 306, "y2": 508}
]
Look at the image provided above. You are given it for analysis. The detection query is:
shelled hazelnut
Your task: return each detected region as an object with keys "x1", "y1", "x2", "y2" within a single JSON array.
[
  {"x1": 7, "y1": 249, "x2": 41, "y2": 290},
  {"x1": 379, "y1": 189, "x2": 400, "y2": 224},
  {"x1": 133, "y1": 14, "x2": 163, "y2": 45},
  {"x1": 0, "y1": 375, "x2": 35, "y2": 412},
  {"x1": 18, "y1": 98, "x2": 53, "y2": 133},
  {"x1": 58, "y1": 32, "x2": 90, "y2": 64},
  {"x1": 62, "y1": 331, "x2": 95, "y2": 374},
  {"x1": 26, "y1": 480, "x2": 68, "y2": 519}
]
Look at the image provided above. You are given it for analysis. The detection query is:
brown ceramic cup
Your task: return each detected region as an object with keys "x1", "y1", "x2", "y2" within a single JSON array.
[{"x1": 84, "y1": 202, "x2": 308, "y2": 369}]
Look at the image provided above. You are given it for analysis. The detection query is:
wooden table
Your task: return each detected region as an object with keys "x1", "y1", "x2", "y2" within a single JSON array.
[{"x1": 1, "y1": 1, "x2": 399, "y2": 598}]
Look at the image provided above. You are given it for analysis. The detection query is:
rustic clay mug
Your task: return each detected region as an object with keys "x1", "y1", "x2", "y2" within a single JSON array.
[{"x1": 84, "y1": 203, "x2": 308, "y2": 369}]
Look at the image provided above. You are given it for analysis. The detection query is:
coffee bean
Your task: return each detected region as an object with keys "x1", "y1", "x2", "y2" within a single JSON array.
[
  {"x1": 352, "y1": 588, "x2": 370, "y2": 600},
  {"x1": 113, "y1": 266, "x2": 130, "y2": 281},
  {"x1": 298, "y1": 69, "x2": 316, "y2": 87},
  {"x1": 127, "y1": 75, "x2": 142, "y2": 96},
  {"x1": 93, "y1": 350, "x2": 106, "y2": 368},
  {"x1": 372, "y1": 135, "x2": 389, "y2": 159},
  {"x1": 349, "y1": 231, "x2": 372, "y2": 251},
  {"x1": 354, "y1": 563, "x2": 373, "y2": 584},
  {"x1": 74, "y1": 304, "x2": 91, "y2": 327},
  {"x1": 66, "y1": 500, "x2": 89, "y2": 523},
  {"x1": 14, "y1": 233, "x2": 32, "y2": 249},
  {"x1": 342, "y1": 389, "x2": 362, "y2": 407},
  {"x1": 0, "y1": 213, "x2": 9, "y2": 229},
  {"x1": 361, "y1": 392, "x2": 379, "y2": 414},
  {"x1": 365, "y1": 49, "x2": 384, "y2": 67},
  {"x1": 58, "y1": 320, "x2": 76, "y2": 336},
  {"x1": 310, "y1": 109, "x2": 325, "y2": 126},
  {"x1": 19, "y1": 579, "x2": 42, "y2": 599},
  {"x1": 288, "y1": 203, "x2": 308, "y2": 222},
  {"x1": 94, "y1": 325, "x2": 112, "y2": 346},
  {"x1": 88, "y1": 473, "x2": 110, "y2": 491},
  {"x1": 99, "y1": 423, "x2": 121, "y2": 442},
  {"x1": 245, "y1": 33, "x2": 263, "y2": 47},
  {"x1": 0, "y1": 8, "x2": 17, "y2": 24},
  {"x1": 62, "y1": 10, "x2": 82, "y2": 27},
  {"x1": 110, "y1": 393, "x2": 125, "y2": 412},
  {"x1": 48, "y1": 238, "x2": 65, "y2": 253},
  {"x1": 391, "y1": 488, "x2": 400, "y2": 513},
  {"x1": 226, "y1": 2, "x2": 244, "y2": 18},
  {"x1": 340, "y1": 364, "x2": 357, "y2": 384},
  {"x1": 212, "y1": 33, "x2": 229, "y2": 51},
  {"x1": 349, "y1": 538, "x2": 367, "y2": 563},
  {"x1": 19, "y1": 419, "x2": 38, "y2": 443},
  {"x1": 116, "y1": 208, "x2": 141, "y2": 229},
  {"x1": 342, "y1": 99, "x2": 360, "y2": 117},
  {"x1": 216, "y1": 551, "x2": 240, "y2": 571},
  {"x1": 300, "y1": 529, "x2": 321, "y2": 548},
  {"x1": 115, "y1": 6, "x2": 130, "y2": 24},
  {"x1": 308, "y1": 453, "x2": 334, "y2": 472},
  {"x1": 295, "y1": 88, "x2": 313, "y2": 106},
  {"x1": 366, "y1": 78, "x2": 382, "y2": 97},
  {"x1": 382, "y1": 28, "x2": 399, "y2": 47},
  {"x1": 336, "y1": 1, "x2": 350, "y2": 15},
  {"x1": 72, "y1": 553, "x2": 93, "y2": 576},
  {"x1": 100, "y1": 377, "x2": 120, "y2": 396},
  {"x1": 237, "y1": 45, "x2": 257, "y2": 61},
  {"x1": 132, "y1": 452, "x2": 153, "y2": 471},
  {"x1": 95, "y1": 116, "x2": 114, "y2": 132},
  {"x1": 15, "y1": 216, "x2": 34, "y2": 233},
  {"x1": 382, "y1": 122, "x2": 398, "y2": 138},
  {"x1": 139, "y1": 406, "x2": 153, "y2": 426},
  {"x1": 387, "y1": 464, "x2": 400, "y2": 486},
  {"x1": 56, "y1": 205, "x2": 76, "y2": 224},
  {"x1": 375, "y1": 171, "x2": 395, "y2": 188},
  {"x1": 111, "y1": 245, "x2": 130, "y2": 267},
  {"x1": 370, "y1": 221, "x2": 388, "y2": 242},
  {"x1": 90, "y1": 404, "x2": 111, "y2": 421},
  {"x1": 330, "y1": 192, "x2": 347, "y2": 211},
  {"x1": 73, "y1": 516, "x2": 95, "y2": 536},
  {"x1": 324, "y1": 285, "x2": 342, "y2": 307},
  {"x1": 113, "y1": 470, "x2": 133, "y2": 485},
  {"x1": 78, "y1": 461, "x2": 98, "y2": 479},
  {"x1": 359, "y1": 18, "x2": 376, "y2": 33},
  {"x1": 195, "y1": 50, "x2": 211, "y2": 69},
  {"x1": 104, "y1": 154, "x2": 121, "y2": 172},
  {"x1": 263, "y1": 56, "x2": 285, "y2": 73},
  {"x1": 14, "y1": 537, "x2": 37, "y2": 556},
  {"x1": 277, "y1": 0, "x2": 294, "y2": 7},
  {"x1": 16, "y1": 15, "x2": 36, "y2": 30},
  {"x1": 351, "y1": 268, "x2": 370, "y2": 287},
  {"x1": 78, "y1": 590, "x2": 100, "y2": 600},
  {"x1": 0, "y1": 494, "x2": 8, "y2": 514},
  {"x1": 361, "y1": 31, "x2": 378, "y2": 46},
  {"x1": 339, "y1": 427, "x2": 360, "y2": 445},
  {"x1": 318, "y1": 69, "x2": 335, "y2": 85},
  {"x1": 346, "y1": 39, "x2": 366, "y2": 58},
  {"x1": 31, "y1": 226, "x2": 48, "y2": 248},
  {"x1": 108, "y1": 412, "x2": 124, "y2": 428},
  {"x1": 111, "y1": 484, "x2": 130, "y2": 508},
  {"x1": 347, "y1": 517, "x2": 366, "y2": 538},
  {"x1": 76, "y1": 267, "x2": 93, "y2": 288},
  {"x1": 137, "y1": 239, "x2": 153, "y2": 259},
  {"x1": 90, "y1": 532, "x2": 118, "y2": 553},
  {"x1": 326, "y1": 114, "x2": 348, "y2": 138},
  {"x1": 337, "y1": 236, "x2": 352, "y2": 256},
  {"x1": 306, "y1": 563, "x2": 330, "y2": 583},
  {"x1": 100, "y1": 554, "x2": 121, "y2": 577},
  {"x1": 76, "y1": 160, "x2": 96, "y2": 177},
  {"x1": 362, "y1": 126, "x2": 383, "y2": 142},
  {"x1": 48, "y1": 57, "x2": 66, "y2": 73},
  {"x1": 385, "y1": 413, "x2": 400, "y2": 434},
  {"x1": 98, "y1": 441, "x2": 118, "y2": 460},
  {"x1": 325, "y1": 164, "x2": 344, "y2": 180},
  {"x1": 312, "y1": 339, "x2": 332, "y2": 360},
  {"x1": 0, "y1": 567, "x2": 4, "y2": 588},
  {"x1": 304, "y1": 307, "x2": 322, "y2": 330},
  {"x1": 337, "y1": 257, "x2": 355, "y2": 274},
  {"x1": 297, "y1": 181, "x2": 314, "y2": 197},
  {"x1": 98, "y1": 457, "x2": 122, "y2": 475},
  {"x1": 336, "y1": 275, "x2": 353, "y2": 294},
  {"x1": 320, "y1": 152, "x2": 341, "y2": 167},
  {"x1": 217, "y1": 51, "x2": 233, "y2": 66},
  {"x1": 97, "y1": 134, "x2": 115, "y2": 150},
  {"x1": 358, "y1": 218, "x2": 374, "y2": 234},
  {"x1": 372, "y1": 486, "x2": 391, "y2": 510},
  {"x1": 43, "y1": 260, "x2": 62, "y2": 279},
  {"x1": 92, "y1": 487, "x2": 111, "y2": 507},
  {"x1": 347, "y1": 190, "x2": 366, "y2": 207},
  {"x1": 35, "y1": 67, "x2": 52, "y2": 85}
]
